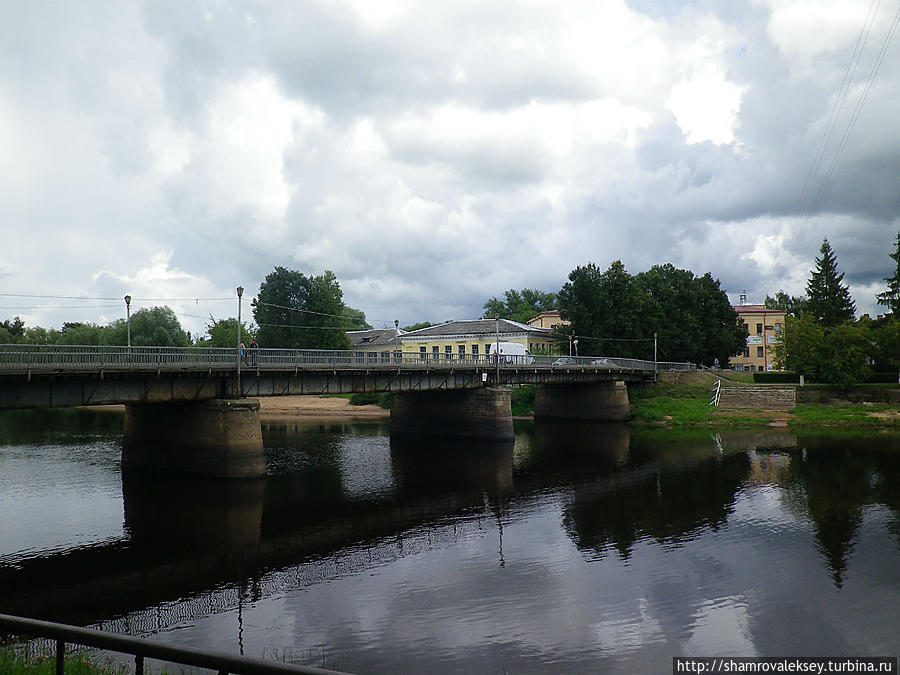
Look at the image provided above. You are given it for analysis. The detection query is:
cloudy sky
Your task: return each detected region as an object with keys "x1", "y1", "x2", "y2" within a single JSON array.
[{"x1": 2, "y1": 0, "x2": 899, "y2": 338}]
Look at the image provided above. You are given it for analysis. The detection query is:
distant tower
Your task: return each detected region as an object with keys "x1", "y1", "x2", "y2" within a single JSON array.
[{"x1": 739, "y1": 290, "x2": 747, "y2": 305}]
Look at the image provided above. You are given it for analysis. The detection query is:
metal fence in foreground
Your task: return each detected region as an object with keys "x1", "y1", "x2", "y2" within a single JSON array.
[{"x1": 0, "y1": 612, "x2": 347, "y2": 675}]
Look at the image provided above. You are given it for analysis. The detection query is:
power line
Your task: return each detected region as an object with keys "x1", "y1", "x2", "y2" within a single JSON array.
[
  {"x1": 810, "y1": 2, "x2": 900, "y2": 211},
  {"x1": 796, "y1": 0, "x2": 881, "y2": 214},
  {"x1": 0, "y1": 293, "x2": 235, "y2": 301}
]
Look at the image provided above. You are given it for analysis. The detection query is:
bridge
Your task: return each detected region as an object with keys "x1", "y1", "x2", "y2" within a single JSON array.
[{"x1": 0, "y1": 344, "x2": 690, "y2": 478}]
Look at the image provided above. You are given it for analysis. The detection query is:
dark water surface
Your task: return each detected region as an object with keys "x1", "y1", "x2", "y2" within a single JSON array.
[{"x1": 1, "y1": 409, "x2": 899, "y2": 673}]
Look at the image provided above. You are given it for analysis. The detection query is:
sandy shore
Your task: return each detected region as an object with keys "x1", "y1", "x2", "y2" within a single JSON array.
[
  {"x1": 80, "y1": 396, "x2": 390, "y2": 422},
  {"x1": 256, "y1": 395, "x2": 390, "y2": 422}
]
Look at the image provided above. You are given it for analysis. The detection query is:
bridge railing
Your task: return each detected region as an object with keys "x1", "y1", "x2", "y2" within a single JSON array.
[{"x1": 0, "y1": 344, "x2": 689, "y2": 373}]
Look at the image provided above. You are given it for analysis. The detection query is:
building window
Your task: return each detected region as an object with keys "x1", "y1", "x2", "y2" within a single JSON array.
[
  {"x1": 744, "y1": 323, "x2": 750, "y2": 335},
  {"x1": 775, "y1": 322, "x2": 782, "y2": 334},
  {"x1": 458, "y1": 344, "x2": 465, "y2": 356},
  {"x1": 432, "y1": 346, "x2": 439, "y2": 358},
  {"x1": 756, "y1": 323, "x2": 763, "y2": 335},
  {"x1": 744, "y1": 347, "x2": 750, "y2": 358},
  {"x1": 757, "y1": 346, "x2": 764, "y2": 357},
  {"x1": 472, "y1": 344, "x2": 479, "y2": 356},
  {"x1": 445, "y1": 345, "x2": 452, "y2": 360}
]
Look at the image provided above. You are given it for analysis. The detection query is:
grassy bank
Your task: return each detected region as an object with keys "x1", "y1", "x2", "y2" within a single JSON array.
[
  {"x1": 0, "y1": 646, "x2": 128, "y2": 674},
  {"x1": 629, "y1": 380, "x2": 900, "y2": 429}
]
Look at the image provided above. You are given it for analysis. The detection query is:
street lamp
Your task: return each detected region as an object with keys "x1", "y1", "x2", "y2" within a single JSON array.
[
  {"x1": 236, "y1": 286, "x2": 243, "y2": 398},
  {"x1": 495, "y1": 315, "x2": 500, "y2": 384},
  {"x1": 124, "y1": 295, "x2": 131, "y2": 348},
  {"x1": 573, "y1": 338, "x2": 578, "y2": 358}
]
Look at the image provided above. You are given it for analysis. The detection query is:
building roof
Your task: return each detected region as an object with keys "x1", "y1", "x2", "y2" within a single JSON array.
[
  {"x1": 346, "y1": 328, "x2": 402, "y2": 347},
  {"x1": 399, "y1": 318, "x2": 551, "y2": 339},
  {"x1": 733, "y1": 304, "x2": 784, "y2": 314}
]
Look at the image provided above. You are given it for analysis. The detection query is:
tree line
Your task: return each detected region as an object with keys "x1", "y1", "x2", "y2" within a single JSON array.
[{"x1": 767, "y1": 235, "x2": 900, "y2": 384}]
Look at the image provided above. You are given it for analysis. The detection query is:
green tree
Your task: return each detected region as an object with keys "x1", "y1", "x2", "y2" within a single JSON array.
[
  {"x1": 252, "y1": 267, "x2": 350, "y2": 349},
  {"x1": 199, "y1": 317, "x2": 256, "y2": 348},
  {"x1": 101, "y1": 306, "x2": 190, "y2": 346},
  {"x1": 558, "y1": 261, "x2": 649, "y2": 358},
  {"x1": 482, "y1": 288, "x2": 558, "y2": 324},
  {"x1": 636, "y1": 264, "x2": 744, "y2": 365},
  {"x1": 876, "y1": 231, "x2": 900, "y2": 314},
  {"x1": 53, "y1": 321, "x2": 104, "y2": 345},
  {"x1": 867, "y1": 315, "x2": 900, "y2": 372},
  {"x1": 0, "y1": 317, "x2": 26, "y2": 343},
  {"x1": 805, "y1": 238, "x2": 855, "y2": 327},
  {"x1": 342, "y1": 306, "x2": 372, "y2": 330},
  {"x1": 23, "y1": 326, "x2": 51, "y2": 344},
  {"x1": 765, "y1": 290, "x2": 807, "y2": 317},
  {"x1": 777, "y1": 314, "x2": 870, "y2": 384}
]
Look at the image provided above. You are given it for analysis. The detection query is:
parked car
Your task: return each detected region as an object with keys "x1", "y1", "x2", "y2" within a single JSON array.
[{"x1": 551, "y1": 357, "x2": 577, "y2": 366}]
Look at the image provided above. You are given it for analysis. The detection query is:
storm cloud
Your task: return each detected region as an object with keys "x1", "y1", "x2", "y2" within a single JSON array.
[{"x1": 1, "y1": 0, "x2": 898, "y2": 336}]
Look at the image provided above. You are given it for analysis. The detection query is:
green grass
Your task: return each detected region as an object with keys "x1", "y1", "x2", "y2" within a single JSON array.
[
  {"x1": 348, "y1": 392, "x2": 392, "y2": 409},
  {"x1": 0, "y1": 646, "x2": 129, "y2": 674},
  {"x1": 509, "y1": 385, "x2": 535, "y2": 416},
  {"x1": 629, "y1": 382, "x2": 720, "y2": 426},
  {"x1": 787, "y1": 404, "x2": 899, "y2": 427}
]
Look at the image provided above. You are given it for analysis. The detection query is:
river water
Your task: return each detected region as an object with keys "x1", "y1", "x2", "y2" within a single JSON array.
[{"x1": 0, "y1": 408, "x2": 898, "y2": 673}]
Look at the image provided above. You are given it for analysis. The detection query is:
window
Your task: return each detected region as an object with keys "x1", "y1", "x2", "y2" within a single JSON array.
[
  {"x1": 472, "y1": 344, "x2": 479, "y2": 356},
  {"x1": 743, "y1": 347, "x2": 750, "y2": 358},
  {"x1": 432, "y1": 346, "x2": 439, "y2": 357},
  {"x1": 757, "y1": 346, "x2": 764, "y2": 357},
  {"x1": 756, "y1": 323, "x2": 763, "y2": 335},
  {"x1": 775, "y1": 323, "x2": 782, "y2": 334},
  {"x1": 445, "y1": 345, "x2": 452, "y2": 360},
  {"x1": 458, "y1": 344, "x2": 465, "y2": 356},
  {"x1": 744, "y1": 323, "x2": 750, "y2": 335}
]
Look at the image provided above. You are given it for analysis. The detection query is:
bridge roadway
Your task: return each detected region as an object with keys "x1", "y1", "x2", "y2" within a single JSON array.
[{"x1": 0, "y1": 344, "x2": 671, "y2": 409}]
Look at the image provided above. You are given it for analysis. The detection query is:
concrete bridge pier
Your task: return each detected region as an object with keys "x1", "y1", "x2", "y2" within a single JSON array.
[
  {"x1": 390, "y1": 387, "x2": 514, "y2": 440},
  {"x1": 535, "y1": 381, "x2": 630, "y2": 422},
  {"x1": 123, "y1": 399, "x2": 265, "y2": 479}
]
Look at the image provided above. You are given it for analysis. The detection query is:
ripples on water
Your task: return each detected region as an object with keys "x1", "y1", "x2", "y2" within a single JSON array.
[{"x1": 0, "y1": 410, "x2": 899, "y2": 672}]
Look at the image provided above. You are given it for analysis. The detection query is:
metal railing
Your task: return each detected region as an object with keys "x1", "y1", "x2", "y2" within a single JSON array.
[
  {"x1": 0, "y1": 344, "x2": 688, "y2": 374},
  {"x1": 0, "y1": 612, "x2": 346, "y2": 674},
  {"x1": 710, "y1": 379, "x2": 722, "y2": 407}
]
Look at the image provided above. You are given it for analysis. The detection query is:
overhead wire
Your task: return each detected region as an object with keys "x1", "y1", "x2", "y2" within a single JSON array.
[
  {"x1": 810, "y1": 1, "x2": 900, "y2": 212},
  {"x1": 795, "y1": 0, "x2": 881, "y2": 214}
]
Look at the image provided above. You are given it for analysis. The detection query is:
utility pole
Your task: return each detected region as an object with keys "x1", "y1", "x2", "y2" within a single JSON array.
[
  {"x1": 495, "y1": 315, "x2": 500, "y2": 385},
  {"x1": 654, "y1": 332, "x2": 658, "y2": 381}
]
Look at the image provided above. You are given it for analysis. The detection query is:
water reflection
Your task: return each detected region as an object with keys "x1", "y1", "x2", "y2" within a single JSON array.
[{"x1": 1, "y1": 409, "x2": 899, "y2": 669}]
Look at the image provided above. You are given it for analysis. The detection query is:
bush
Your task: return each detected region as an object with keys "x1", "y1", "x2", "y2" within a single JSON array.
[
  {"x1": 510, "y1": 385, "x2": 535, "y2": 416},
  {"x1": 753, "y1": 372, "x2": 801, "y2": 384},
  {"x1": 349, "y1": 392, "x2": 391, "y2": 409}
]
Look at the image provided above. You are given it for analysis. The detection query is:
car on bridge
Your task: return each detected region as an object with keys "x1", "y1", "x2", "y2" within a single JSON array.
[{"x1": 551, "y1": 357, "x2": 577, "y2": 366}]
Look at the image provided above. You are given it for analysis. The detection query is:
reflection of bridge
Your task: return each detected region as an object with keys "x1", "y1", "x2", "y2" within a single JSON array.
[
  {"x1": 0, "y1": 423, "x2": 747, "y2": 634},
  {"x1": 0, "y1": 345, "x2": 690, "y2": 477}
]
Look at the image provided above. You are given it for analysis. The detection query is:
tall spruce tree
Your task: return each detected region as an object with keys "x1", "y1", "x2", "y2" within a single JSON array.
[
  {"x1": 805, "y1": 238, "x2": 855, "y2": 327},
  {"x1": 876, "y1": 231, "x2": 900, "y2": 314}
]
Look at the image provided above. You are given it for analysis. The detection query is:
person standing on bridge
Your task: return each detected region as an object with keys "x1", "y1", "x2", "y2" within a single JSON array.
[
  {"x1": 249, "y1": 338, "x2": 258, "y2": 366},
  {"x1": 239, "y1": 342, "x2": 246, "y2": 364}
]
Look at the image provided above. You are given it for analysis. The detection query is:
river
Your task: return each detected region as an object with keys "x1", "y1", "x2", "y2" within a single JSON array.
[{"x1": 0, "y1": 408, "x2": 898, "y2": 673}]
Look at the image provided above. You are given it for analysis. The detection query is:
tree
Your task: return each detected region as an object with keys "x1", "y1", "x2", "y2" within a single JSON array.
[
  {"x1": 483, "y1": 289, "x2": 558, "y2": 324},
  {"x1": 776, "y1": 314, "x2": 870, "y2": 385},
  {"x1": 876, "y1": 231, "x2": 900, "y2": 314},
  {"x1": 102, "y1": 306, "x2": 189, "y2": 346},
  {"x1": 342, "y1": 306, "x2": 372, "y2": 330},
  {"x1": 252, "y1": 267, "x2": 350, "y2": 349},
  {"x1": 765, "y1": 290, "x2": 806, "y2": 317},
  {"x1": 1, "y1": 317, "x2": 26, "y2": 343},
  {"x1": 53, "y1": 322, "x2": 104, "y2": 345},
  {"x1": 805, "y1": 238, "x2": 855, "y2": 327},
  {"x1": 200, "y1": 317, "x2": 256, "y2": 348},
  {"x1": 636, "y1": 264, "x2": 745, "y2": 365},
  {"x1": 558, "y1": 261, "x2": 649, "y2": 358}
]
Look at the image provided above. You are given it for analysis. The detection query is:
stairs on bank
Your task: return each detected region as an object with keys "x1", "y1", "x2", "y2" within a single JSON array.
[{"x1": 716, "y1": 385, "x2": 796, "y2": 410}]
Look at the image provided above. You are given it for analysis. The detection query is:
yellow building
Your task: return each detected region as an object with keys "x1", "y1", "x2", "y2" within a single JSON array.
[
  {"x1": 730, "y1": 304, "x2": 786, "y2": 371},
  {"x1": 526, "y1": 310, "x2": 570, "y2": 330},
  {"x1": 399, "y1": 319, "x2": 555, "y2": 359}
]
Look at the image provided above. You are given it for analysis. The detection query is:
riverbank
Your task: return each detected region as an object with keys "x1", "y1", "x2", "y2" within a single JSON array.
[{"x1": 629, "y1": 372, "x2": 900, "y2": 429}]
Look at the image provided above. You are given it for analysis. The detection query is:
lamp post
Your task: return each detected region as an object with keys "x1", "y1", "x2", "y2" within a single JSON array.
[
  {"x1": 653, "y1": 332, "x2": 658, "y2": 380},
  {"x1": 236, "y1": 286, "x2": 243, "y2": 398},
  {"x1": 573, "y1": 338, "x2": 578, "y2": 358},
  {"x1": 495, "y1": 315, "x2": 500, "y2": 385},
  {"x1": 124, "y1": 295, "x2": 132, "y2": 348}
]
